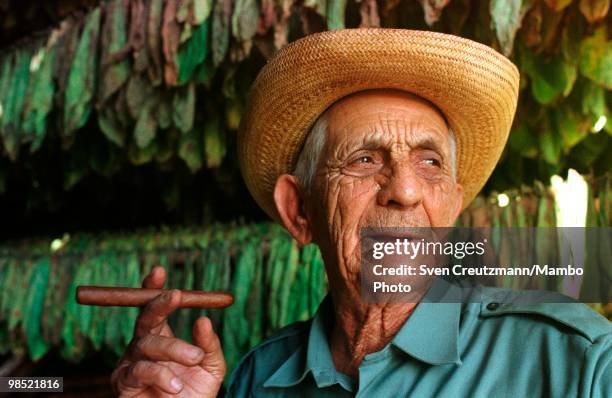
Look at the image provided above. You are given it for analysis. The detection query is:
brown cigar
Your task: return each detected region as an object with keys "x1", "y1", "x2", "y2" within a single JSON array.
[{"x1": 76, "y1": 286, "x2": 234, "y2": 309}]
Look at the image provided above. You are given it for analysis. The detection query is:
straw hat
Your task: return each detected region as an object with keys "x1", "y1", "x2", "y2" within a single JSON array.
[{"x1": 238, "y1": 28, "x2": 520, "y2": 221}]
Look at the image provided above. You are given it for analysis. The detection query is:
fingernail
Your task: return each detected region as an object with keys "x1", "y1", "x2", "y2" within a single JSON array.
[
  {"x1": 171, "y1": 377, "x2": 183, "y2": 392},
  {"x1": 188, "y1": 347, "x2": 203, "y2": 361}
]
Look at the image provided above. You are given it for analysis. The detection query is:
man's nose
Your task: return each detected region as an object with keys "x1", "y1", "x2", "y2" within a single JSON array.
[{"x1": 377, "y1": 162, "x2": 423, "y2": 209}]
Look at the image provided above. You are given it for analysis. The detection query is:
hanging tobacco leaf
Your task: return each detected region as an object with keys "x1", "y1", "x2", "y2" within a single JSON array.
[
  {"x1": 156, "y1": 91, "x2": 173, "y2": 129},
  {"x1": 359, "y1": 0, "x2": 380, "y2": 28},
  {"x1": 490, "y1": 0, "x2": 534, "y2": 56},
  {"x1": 22, "y1": 39, "x2": 56, "y2": 153},
  {"x1": 212, "y1": 0, "x2": 233, "y2": 66},
  {"x1": 126, "y1": 73, "x2": 154, "y2": 119},
  {"x1": 98, "y1": 105, "x2": 127, "y2": 147},
  {"x1": 543, "y1": 0, "x2": 573, "y2": 11},
  {"x1": 155, "y1": 127, "x2": 179, "y2": 163},
  {"x1": 177, "y1": 18, "x2": 210, "y2": 85},
  {"x1": 551, "y1": 105, "x2": 590, "y2": 149},
  {"x1": 99, "y1": 0, "x2": 130, "y2": 104},
  {"x1": 178, "y1": 127, "x2": 203, "y2": 172},
  {"x1": 128, "y1": 137, "x2": 159, "y2": 165},
  {"x1": 193, "y1": 0, "x2": 213, "y2": 24},
  {"x1": 579, "y1": 27, "x2": 612, "y2": 89},
  {"x1": 258, "y1": 0, "x2": 277, "y2": 34},
  {"x1": 579, "y1": 0, "x2": 610, "y2": 23},
  {"x1": 147, "y1": 0, "x2": 164, "y2": 85},
  {"x1": 53, "y1": 18, "x2": 80, "y2": 124},
  {"x1": 172, "y1": 82, "x2": 195, "y2": 133},
  {"x1": 326, "y1": 0, "x2": 348, "y2": 30},
  {"x1": 0, "y1": 46, "x2": 33, "y2": 160},
  {"x1": 134, "y1": 94, "x2": 159, "y2": 148},
  {"x1": 64, "y1": 7, "x2": 101, "y2": 136},
  {"x1": 203, "y1": 114, "x2": 225, "y2": 168},
  {"x1": 418, "y1": 0, "x2": 451, "y2": 26},
  {"x1": 232, "y1": 0, "x2": 259, "y2": 42},
  {"x1": 130, "y1": 0, "x2": 150, "y2": 73},
  {"x1": 176, "y1": 0, "x2": 193, "y2": 23},
  {"x1": 521, "y1": 46, "x2": 577, "y2": 104},
  {"x1": 162, "y1": 0, "x2": 181, "y2": 86}
]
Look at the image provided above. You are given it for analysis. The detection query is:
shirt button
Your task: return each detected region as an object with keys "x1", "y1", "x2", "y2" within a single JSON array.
[{"x1": 487, "y1": 302, "x2": 500, "y2": 311}]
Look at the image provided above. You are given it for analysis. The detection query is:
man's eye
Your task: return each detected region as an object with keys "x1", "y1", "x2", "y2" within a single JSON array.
[
  {"x1": 357, "y1": 156, "x2": 374, "y2": 163},
  {"x1": 423, "y1": 158, "x2": 441, "y2": 167}
]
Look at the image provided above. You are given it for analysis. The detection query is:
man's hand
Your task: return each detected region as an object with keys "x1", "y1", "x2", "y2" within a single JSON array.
[{"x1": 111, "y1": 267, "x2": 226, "y2": 397}]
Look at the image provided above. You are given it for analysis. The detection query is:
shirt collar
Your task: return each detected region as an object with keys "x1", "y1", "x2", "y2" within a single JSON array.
[
  {"x1": 263, "y1": 277, "x2": 463, "y2": 389},
  {"x1": 391, "y1": 277, "x2": 463, "y2": 365}
]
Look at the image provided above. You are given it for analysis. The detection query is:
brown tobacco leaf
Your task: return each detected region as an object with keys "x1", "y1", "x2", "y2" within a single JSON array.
[
  {"x1": 162, "y1": 0, "x2": 181, "y2": 86},
  {"x1": 522, "y1": 1, "x2": 543, "y2": 48},
  {"x1": 418, "y1": 0, "x2": 451, "y2": 26},
  {"x1": 130, "y1": 0, "x2": 149, "y2": 73},
  {"x1": 579, "y1": 0, "x2": 610, "y2": 23},
  {"x1": 98, "y1": 0, "x2": 130, "y2": 105},
  {"x1": 359, "y1": 0, "x2": 381, "y2": 27},
  {"x1": 257, "y1": 0, "x2": 276, "y2": 34},
  {"x1": 147, "y1": 0, "x2": 164, "y2": 85},
  {"x1": 543, "y1": 0, "x2": 573, "y2": 11},
  {"x1": 274, "y1": 0, "x2": 292, "y2": 49},
  {"x1": 212, "y1": 0, "x2": 233, "y2": 66}
]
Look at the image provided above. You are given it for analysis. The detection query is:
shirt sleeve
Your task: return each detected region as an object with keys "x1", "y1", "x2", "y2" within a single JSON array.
[{"x1": 580, "y1": 333, "x2": 612, "y2": 398}]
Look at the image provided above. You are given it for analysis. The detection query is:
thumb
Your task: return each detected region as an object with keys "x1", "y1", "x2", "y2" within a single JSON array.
[{"x1": 193, "y1": 317, "x2": 226, "y2": 379}]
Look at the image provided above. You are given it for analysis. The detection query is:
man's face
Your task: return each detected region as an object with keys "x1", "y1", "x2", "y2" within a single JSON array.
[{"x1": 306, "y1": 89, "x2": 463, "y2": 287}]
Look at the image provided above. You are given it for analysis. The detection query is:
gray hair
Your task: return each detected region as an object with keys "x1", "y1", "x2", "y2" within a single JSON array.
[{"x1": 293, "y1": 113, "x2": 457, "y2": 191}]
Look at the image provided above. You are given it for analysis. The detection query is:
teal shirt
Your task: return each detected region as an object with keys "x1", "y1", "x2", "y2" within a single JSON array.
[{"x1": 225, "y1": 278, "x2": 612, "y2": 397}]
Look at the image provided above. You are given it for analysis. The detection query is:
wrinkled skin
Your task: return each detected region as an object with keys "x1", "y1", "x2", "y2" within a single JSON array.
[
  {"x1": 274, "y1": 89, "x2": 463, "y2": 378},
  {"x1": 111, "y1": 89, "x2": 464, "y2": 396}
]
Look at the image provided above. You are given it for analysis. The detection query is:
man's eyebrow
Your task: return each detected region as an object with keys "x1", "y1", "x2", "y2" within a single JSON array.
[{"x1": 348, "y1": 132, "x2": 447, "y2": 156}]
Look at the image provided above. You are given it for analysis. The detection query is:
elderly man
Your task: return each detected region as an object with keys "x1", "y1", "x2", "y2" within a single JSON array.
[{"x1": 111, "y1": 29, "x2": 611, "y2": 397}]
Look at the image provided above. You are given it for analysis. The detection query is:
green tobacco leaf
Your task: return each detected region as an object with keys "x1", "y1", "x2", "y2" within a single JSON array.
[
  {"x1": 232, "y1": 0, "x2": 259, "y2": 41},
  {"x1": 134, "y1": 95, "x2": 158, "y2": 148},
  {"x1": 23, "y1": 42, "x2": 56, "y2": 153},
  {"x1": 24, "y1": 258, "x2": 50, "y2": 360},
  {"x1": 172, "y1": 82, "x2": 195, "y2": 133},
  {"x1": 178, "y1": 127, "x2": 203, "y2": 172},
  {"x1": 1, "y1": 46, "x2": 32, "y2": 160},
  {"x1": 211, "y1": 0, "x2": 231, "y2": 66},
  {"x1": 204, "y1": 114, "x2": 225, "y2": 168},
  {"x1": 508, "y1": 122, "x2": 538, "y2": 158},
  {"x1": 579, "y1": 27, "x2": 612, "y2": 89},
  {"x1": 65, "y1": 7, "x2": 101, "y2": 136},
  {"x1": 128, "y1": 137, "x2": 159, "y2": 165},
  {"x1": 538, "y1": 124, "x2": 562, "y2": 164},
  {"x1": 99, "y1": 0, "x2": 130, "y2": 103},
  {"x1": 126, "y1": 73, "x2": 154, "y2": 119},
  {"x1": 550, "y1": 106, "x2": 589, "y2": 149},
  {"x1": 490, "y1": 0, "x2": 533, "y2": 55},
  {"x1": 327, "y1": 0, "x2": 348, "y2": 29},
  {"x1": 521, "y1": 47, "x2": 577, "y2": 104},
  {"x1": 581, "y1": 80, "x2": 607, "y2": 117},
  {"x1": 98, "y1": 106, "x2": 127, "y2": 147},
  {"x1": 193, "y1": 0, "x2": 213, "y2": 24},
  {"x1": 177, "y1": 19, "x2": 209, "y2": 84}
]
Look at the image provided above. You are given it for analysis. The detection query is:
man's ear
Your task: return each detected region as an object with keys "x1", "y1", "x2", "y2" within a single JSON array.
[{"x1": 273, "y1": 174, "x2": 313, "y2": 245}]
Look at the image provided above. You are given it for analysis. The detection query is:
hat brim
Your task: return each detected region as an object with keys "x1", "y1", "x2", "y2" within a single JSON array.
[{"x1": 238, "y1": 28, "x2": 520, "y2": 221}]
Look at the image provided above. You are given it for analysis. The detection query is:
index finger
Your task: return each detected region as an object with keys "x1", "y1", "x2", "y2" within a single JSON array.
[
  {"x1": 134, "y1": 289, "x2": 181, "y2": 337},
  {"x1": 142, "y1": 266, "x2": 166, "y2": 289}
]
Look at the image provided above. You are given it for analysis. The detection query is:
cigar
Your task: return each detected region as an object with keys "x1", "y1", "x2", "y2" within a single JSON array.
[{"x1": 76, "y1": 286, "x2": 234, "y2": 309}]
